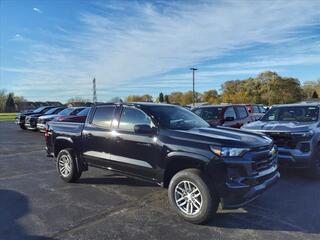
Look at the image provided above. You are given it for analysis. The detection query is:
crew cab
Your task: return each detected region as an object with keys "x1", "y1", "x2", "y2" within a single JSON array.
[
  {"x1": 242, "y1": 103, "x2": 320, "y2": 178},
  {"x1": 192, "y1": 104, "x2": 252, "y2": 128},
  {"x1": 46, "y1": 103, "x2": 279, "y2": 224}
]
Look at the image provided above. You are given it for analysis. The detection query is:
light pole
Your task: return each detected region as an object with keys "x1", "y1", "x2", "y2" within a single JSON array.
[{"x1": 190, "y1": 68, "x2": 198, "y2": 107}]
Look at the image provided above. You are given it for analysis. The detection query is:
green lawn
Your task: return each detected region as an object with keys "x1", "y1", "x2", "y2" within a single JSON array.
[{"x1": 0, "y1": 113, "x2": 17, "y2": 121}]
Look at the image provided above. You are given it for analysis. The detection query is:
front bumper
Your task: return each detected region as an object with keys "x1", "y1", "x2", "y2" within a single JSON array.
[
  {"x1": 25, "y1": 122, "x2": 37, "y2": 130},
  {"x1": 208, "y1": 145, "x2": 280, "y2": 209},
  {"x1": 277, "y1": 143, "x2": 316, "y2": 168},
  {"x1": 37, "y1": 123, "x2": 46, "y2": 132},
  {"x1": 221, "y1": 165, "x2": 280, "y2": 208}
]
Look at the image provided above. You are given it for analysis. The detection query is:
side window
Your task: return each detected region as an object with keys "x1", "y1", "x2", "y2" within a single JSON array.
[
  {"x1": 193, "y1": 109, "x2": 202, "y2": 117},
  {"x1": 119, "y1": 107, "x2": 151, "y2": 131},
  {"x1": 92, "y1": 106, "x2": 115, "y2": 128},
  {"x1": 253, "y1": 105, "x2": 260, "y2": 113},
  {"x1": 224, "y1": 107, "x2": 237, "y2": 120},
  {"x1": 236, "y1": 106, "x2": 248, "y2": 119}
]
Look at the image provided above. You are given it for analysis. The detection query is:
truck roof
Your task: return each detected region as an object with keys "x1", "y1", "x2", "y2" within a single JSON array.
[{"x1": 272, "y1": 102, "x2": 320, "y2": 108}]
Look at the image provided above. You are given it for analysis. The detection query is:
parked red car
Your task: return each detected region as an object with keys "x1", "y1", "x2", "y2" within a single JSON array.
[
  {"x1": 56, "y1": 107, "x2": 91, "y2": 123},
  {"x1": 246, "y1": 104, "x2": 266, "y2": 121},
  {"x1": 192, "y1": 104, "x2": 252, "y2": 128}
]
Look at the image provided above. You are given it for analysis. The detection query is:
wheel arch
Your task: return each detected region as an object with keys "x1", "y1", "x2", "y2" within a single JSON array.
[{"x1": 162, "y1": 152, "x2": 210, "y2": 188}]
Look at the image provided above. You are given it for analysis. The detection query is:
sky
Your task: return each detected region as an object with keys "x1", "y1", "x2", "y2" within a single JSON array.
[{"x1": 0, "y1": 0, "x2": 320, "y2": 102}]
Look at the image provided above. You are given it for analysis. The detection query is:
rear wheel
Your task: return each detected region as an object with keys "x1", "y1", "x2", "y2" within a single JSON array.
[
  {"x1": 168, "y1": 168, "x2": 219, "y2": 224},
  {"x1": 57, "y1": 148, "x2": 82, "y2": 182}
]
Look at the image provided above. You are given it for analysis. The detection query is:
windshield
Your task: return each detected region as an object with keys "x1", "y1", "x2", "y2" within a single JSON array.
[
  {"x1": 77, "y1": 107, "x2": 90, "y2": 116},
  {"x1": 142, "y1": 105, "x2": 210, "y2": 130},
  {"x1": 261, "y1": 106, "x2": 319, "y2": 122},
  {"x1": 32, "y1": 106, "x2": 47, "y2": 113},
  {"x1": 44, "y1": 107, "x2": 59, "y2": 115},
  {"x1": 58, "y1": 108, "x2": 74, "y2": 116},
  {"x1": 193, "y1": 107, "x2": 223, "y2": 121}
]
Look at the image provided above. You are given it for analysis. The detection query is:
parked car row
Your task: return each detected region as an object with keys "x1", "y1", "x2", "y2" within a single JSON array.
[
  {"x1": 15, "y1": 101, "x2": 319, "y2": 224},
  {"x1": 15, "y1": 106, "x2": 90, "y2": 131}
]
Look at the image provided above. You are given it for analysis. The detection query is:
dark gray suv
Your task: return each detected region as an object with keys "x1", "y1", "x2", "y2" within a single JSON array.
[{"x1": 242, "y1": 103, "x2": 320, "y2": 178}]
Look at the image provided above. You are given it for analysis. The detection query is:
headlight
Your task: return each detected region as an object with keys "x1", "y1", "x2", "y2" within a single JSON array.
[
  {"x1": 210, "y1": 146, "x2": 250, "y2": 157},
  {"x1": 291, "y1": 130, "x2": 314, "y2": 138}
]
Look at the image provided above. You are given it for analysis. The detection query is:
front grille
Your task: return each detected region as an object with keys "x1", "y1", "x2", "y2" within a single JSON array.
[
  {"x1": 251, "y1": 145, "x2": 276, "y2": 172},
  {"x1": 264, "y1": 132, "x2": 308, "y2": 149}
]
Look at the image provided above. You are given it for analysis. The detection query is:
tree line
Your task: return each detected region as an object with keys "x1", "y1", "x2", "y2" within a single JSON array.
[
  {"x1": 125, "y1": 71, "x2": 319, "y2": 105},
  {"x1": 1, "y1": 71, "x2": 319, "y2": 112}
]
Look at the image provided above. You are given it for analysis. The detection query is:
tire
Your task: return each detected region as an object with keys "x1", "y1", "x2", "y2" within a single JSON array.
[
  {"x1": 56, "y1": 148, "x2": 82, "y2": 183},
  {"x1": 20, "y1": 124, "x2": 27, "y2": 130},
  {"x1": 168, "y1": 168, "x2": 219, "y2": 224}
]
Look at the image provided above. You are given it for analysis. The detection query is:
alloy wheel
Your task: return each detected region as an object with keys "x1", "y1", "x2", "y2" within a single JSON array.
[
  {"x1": 58, "y1": 154, "x2": 72, "y2": 177},
  {"x1": 174, "y1": 180, "x2": 202, "y2": 215}
]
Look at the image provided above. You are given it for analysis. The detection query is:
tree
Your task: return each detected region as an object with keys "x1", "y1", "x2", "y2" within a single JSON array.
[
  {"x1": 0, "y1": 89, "x2": 6, "y2": 112},
  {"x1": 303, "y1": 80, "x2": 320, "y2": 99},
  {"x1": 312, "y1": 91, "x2": 319, "y2": 99},
  {"x1": 202, "y1": 90, "x2": 219, "y2": 104},
  {"x1": 110, "y1": 97, "x2": 122, "y2": 103},
  {"x1": 5, "y1": 93, "x2": 15, "y2": 112},
  {"x1": 158, "y1": 92, "x2": 164, "y2": 103},
  {"x1": 67, "y1": 97, "x2": 89, "y2": 104},
  {"x1": 125, "y1": 94, "x2": 153, "y2": 102},
  {"x1": 164, "y1": 95, "x2": 170, "y2": 103}
]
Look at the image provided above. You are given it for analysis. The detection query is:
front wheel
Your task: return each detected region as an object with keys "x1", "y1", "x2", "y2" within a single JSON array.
[
  {"x1": 56, "y1": 148, "x2": 82, "y2": 183},
  {"x1": 168, "y1": 168, "x2": 219, "y2": 224},
  {"x1": 19, "y1": 124, "x2": 27, "y2": 130}
]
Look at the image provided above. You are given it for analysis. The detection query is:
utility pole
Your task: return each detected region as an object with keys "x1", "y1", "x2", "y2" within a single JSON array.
[
  {"x1": 190, "y1": 68, "x2": 198, "y2": 107},
  {"x1": 93, "y1": 78, "x2": 97, "y2": 104}
]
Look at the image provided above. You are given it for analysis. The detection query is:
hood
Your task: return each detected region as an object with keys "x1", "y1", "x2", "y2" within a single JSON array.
[
  {"x1": 243, "y1": 120, "x2": 317, "y2": 132},
  {"x1": 39, "y1": 114, "x2": 58, "y2": 120},
  {"x1": 25, "y1": 113, "x2": 42, "y2": 119},
  {"x1": 167, "y1": 126, "x2": 272, "y2": 148},
  {"x1": 17, "y1": 112, "x2": 38, "y2": 117}
]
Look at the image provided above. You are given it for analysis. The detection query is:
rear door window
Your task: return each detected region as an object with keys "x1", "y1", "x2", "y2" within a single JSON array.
[
  {"x1": 91, "y1": 106, "x2": 115, "y2": 128},
  {"x1": 224, "y1": 107, "x2": 237, "y2": 120},
  {"x1": 235, "y1": 106, "x2": 248, "y2": 119}
]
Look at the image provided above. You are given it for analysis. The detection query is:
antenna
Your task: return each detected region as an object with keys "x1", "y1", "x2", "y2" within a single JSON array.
[{"x1": 93, "y1": 77, "x2": 97, "y2": 103}]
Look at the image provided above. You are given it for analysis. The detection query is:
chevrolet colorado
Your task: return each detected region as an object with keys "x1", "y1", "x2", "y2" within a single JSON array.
[
  {"x1": 45, "y1": 103, "x2": 279, "y2": 224},
  {"x1": 242, "y1": 103, "x2": 320, "y2": 178}
]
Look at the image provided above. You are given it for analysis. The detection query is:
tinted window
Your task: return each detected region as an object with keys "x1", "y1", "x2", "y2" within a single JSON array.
[
  {"x1": 70, "y1": 108, "x2": 85, "y2": 115},
  {"x1": 236, "y1": 106, "x2": 248, "y2": 119},
  {"x1": 262, "y1": 106, "x2": 319, "y2": 122},
  {"x1": 259, "y1": 106, "x2": 266, "y2": 113},
  {"x1": 253, "y1": 105, "x2": 260, "y2": 113},
  {"x1": 58, "y1": 108, "x2": 74, "y2": 116},
  {"x1": 33, "y1": 106, "x2": 48, "y2": 113},
  {"x1": 224, "y1": 107, "x2": 237, "y2": 119},
  {"x1": 44, "y1": 107, "x2": 58, "y2": 115},
  {"x1": 77, "y1": 107, "x2": 90, "y2": 116},
  {"x1": 119, "y1": 107, "x2": 151, "y2": 131},
  {"x1": 193, "y1": 107, "x2": 223, "y2": 121},
  {"x1": 142, "y1": 105, "x2": 209, "y2": 130},
  {"x1": 92, "y1": 106, "x2": 115, "y2": 128}
]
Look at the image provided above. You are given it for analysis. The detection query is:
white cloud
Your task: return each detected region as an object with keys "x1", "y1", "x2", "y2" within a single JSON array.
[
  {"x1": 5, "y1": 0, "x2": 320, "y2": 100},
  {"x1": 33, "y1": 7, "x2": 42, "y2": 14}
]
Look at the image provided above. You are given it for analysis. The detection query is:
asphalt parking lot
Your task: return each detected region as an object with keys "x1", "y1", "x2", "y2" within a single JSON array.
[{"x1": 0, "y1": 121, "x2": 320, "y2": 240}]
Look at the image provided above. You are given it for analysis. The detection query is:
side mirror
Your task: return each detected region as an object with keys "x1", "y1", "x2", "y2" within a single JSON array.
[
  {"x1": 134, "y1": 124, "x2": 156, "y2": 135},
  {"x1": 224, "y1": 116, "x2": 235, "y2": 121}
]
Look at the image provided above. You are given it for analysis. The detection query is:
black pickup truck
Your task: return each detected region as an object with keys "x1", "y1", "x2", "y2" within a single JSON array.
[{"x1": 45, "y1": 103, "x2": 279, "y2": 224}]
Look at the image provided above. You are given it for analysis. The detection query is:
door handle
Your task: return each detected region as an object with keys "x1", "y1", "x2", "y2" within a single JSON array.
[{"x1": 115, "y1": 136, "x2": 122, "y2": 143}]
